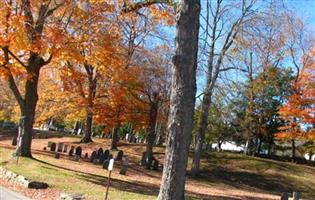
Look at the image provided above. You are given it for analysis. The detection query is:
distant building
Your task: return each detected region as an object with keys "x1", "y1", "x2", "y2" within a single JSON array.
[{"x1": 212, "y1": 141, "x2": 244, "y2": 152}]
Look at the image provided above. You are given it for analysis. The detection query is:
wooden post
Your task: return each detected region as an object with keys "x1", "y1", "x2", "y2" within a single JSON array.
[
  {"x1": 104, "y1": 158, "x2": 114, "y2": 200},
  {"x1": 104, "y1": 170, "x2": 111, "y2": 200}
]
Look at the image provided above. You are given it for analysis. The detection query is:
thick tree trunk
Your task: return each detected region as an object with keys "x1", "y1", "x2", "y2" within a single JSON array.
[
  {"x1": 157, "y1": 1, "x2": 200, "y2": 199},
  {"x1": 145, "y1": 101, "x2": 158, "y2": 169},
  {"x1": 81, "y1": 64, "x2": 96, "y2": 143},
  {"x1": 16, "y1": 58, "x2": 40, "y2": 157},
  {"x1": 267, "y1": 136, "x2": 273, "y2": 156},
  {"x1": 256, "y1": 135, "x2": 262, "y2": 156},
  {"x1": 17, "y1": 111, "x2": 35, "y2": 157},
  {"x1": 292, "y1": 139, "x2": 296, "y2": 162},
  {"x1": 81, "y1": 111, "x2": 93, "y2": 143},
  {"x1": 191, "y1": 92, "x2": 211, "y2": 177},
  {"x1": 111, "y1": 126, "x2": 119, "y2": 150}
]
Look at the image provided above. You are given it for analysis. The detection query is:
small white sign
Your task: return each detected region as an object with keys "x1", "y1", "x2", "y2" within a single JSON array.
[{"x1": 108, "y1": 158, "x2": 114, "y2": 171}]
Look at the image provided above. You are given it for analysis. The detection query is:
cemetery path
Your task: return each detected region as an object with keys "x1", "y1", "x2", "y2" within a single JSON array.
[{"x1": 0, "y1": 186, "x2": 30, "y2": 200}]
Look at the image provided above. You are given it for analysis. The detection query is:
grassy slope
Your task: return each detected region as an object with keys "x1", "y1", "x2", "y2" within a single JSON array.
[
  {"x1": 197, "y1": 152, "x2": 315, "y2": 199},
  {"x1": 0, "y1": 148, "x2": 156, "y2": 200},
  {"x1": 0, "y1": 143, "x2": 315, "y2": 200}
]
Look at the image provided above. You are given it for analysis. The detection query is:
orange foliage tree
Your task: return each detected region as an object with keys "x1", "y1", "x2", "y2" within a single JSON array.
[
  {"x1": 277, "y1": 46, "x2": 315, "y2": 159},
  {"x1": 0, "y1": 0, "x2": 70, "y2": 157}
]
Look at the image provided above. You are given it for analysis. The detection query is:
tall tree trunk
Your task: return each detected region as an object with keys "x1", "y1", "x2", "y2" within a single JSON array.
[
  {"x1": 292, "y1": 139, "x2": 296, "y2": 162},
  {"x1": 191, "y1": 93, "x2": 211, "y2": 177},
  {"x1": 111, "y1": 125, "x2": 119, "y2": 150},
  {"x1": 81, "y1": 111, "x2": 93, "y2": 143},
  {"x1": 157, "y1": 1, "x2": 200, "y2": 199},
  {"x1": 16, "y1": 57, "x2": 41, "y2": 157},
  {"x1": 81, "y1": 64, "x2": 96, "y2": 143},
  {"x1": 256, "y1": 135, "x2": 262, "y2": 156},
  {"x1": 145, "y1": 100, "x2": 159, "y2": 169},
  {"x1": 268, "y1": 136, "x2": 273, "y2": 156}
]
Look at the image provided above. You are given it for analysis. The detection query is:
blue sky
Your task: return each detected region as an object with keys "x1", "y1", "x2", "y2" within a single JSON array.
[{"x1": 286, "y1": 0, "x2": 315, "y2": 27}]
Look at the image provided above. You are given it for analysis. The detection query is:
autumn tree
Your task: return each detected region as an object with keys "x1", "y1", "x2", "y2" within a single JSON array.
[
  {"x1": 0, "y1": 0, "x2": 67, "y2": 157},
  {"x1": 57, "y1": 1, "x2": 121, "y2": 143},
  {"x1": 127, "y1": 46, "x2": 171, "y2": 168},
  {"x1": 277, "y1": 46, "x2": 315, "y2": 160}
]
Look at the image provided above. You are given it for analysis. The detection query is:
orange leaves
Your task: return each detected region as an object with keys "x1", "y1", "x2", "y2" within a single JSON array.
[{"x1": 277, "y1": 46, "x2": 315, "y2": 141}]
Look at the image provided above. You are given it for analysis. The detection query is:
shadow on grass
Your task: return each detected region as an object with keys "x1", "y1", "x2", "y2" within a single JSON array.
[
  {"x1": 196, "y1": 165, "x2": 315, "y2": 199},
  {"x1": 32, "y1": 157, "x2": 270, "y2": 200}
]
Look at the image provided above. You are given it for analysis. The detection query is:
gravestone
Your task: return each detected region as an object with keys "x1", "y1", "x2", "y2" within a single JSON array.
[
  {"x1": 77, "y1": 128, "x2": 82, "y2": 135},
  {"x1": 104, "y1": 150, "x2": 110, "y2": 159},
  {"x1": 281, "y1": 192, "x2": 289, "y2": 200},
  {"x1": 69, "y1": 146, "x2": 75, "y2": 156},
  {"x1": 99, "y1": 151, "x2": 109, "y2": 164},
  {"x1": 293, "y1": 192, "x2": 299, "y2": 200},
  {"x1": 75, "y1": 146, "x2": 82, "y2": 157},
  {"x1": 84, "y1": 153, "x2": 88, "y2": 159},
  {"x1": 152, "y1": 160, "x2": 159, "y2": 171},
  {"x1": 116, "y1": 150, "x2": 124, "y2": 161},
  {"x1": 119, "y1": 157, "x2": 128, "y2": 175},
  {"x1": 57, "y1": 143, "x2": 64, "y2": 152},
  {"x1": 63, "y1": 145, "x2": 68, "y2": 153},
  {"x1": 50, "y1": 143, "x2": 56, "y2": 151},
  {"x1": 97, "y1": 148, "x2": 104, "y2": 159},
  {"x1": 54, "y1": 152, "x2": 60, "y2": 159},
  {"x1": 139, "y1": 152, "x2": 147, "y2": 166},
  {"x1": 12, "y1": 137, "x2": 17, "y2": 146},
  {"x1": 90, "y1": 151, "x2": 97, "y2": 163},
  {"x1": 47, "y1": 141, "x2": 52, "y2": 147},
  {"x1": 102, "y1": 154, "x2": 113, "y2": 170}
]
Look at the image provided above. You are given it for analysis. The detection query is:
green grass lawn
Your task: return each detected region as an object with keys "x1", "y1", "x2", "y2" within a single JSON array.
[
  {"x1": 1, "y1": 146, "x2": 315, "y2": 200},
  {"x1": 0, "y1": 148, "x2": 157, "y2": 200}
]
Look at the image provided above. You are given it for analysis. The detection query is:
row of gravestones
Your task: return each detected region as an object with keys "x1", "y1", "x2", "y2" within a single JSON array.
[
  {"x1": 139, "y1": 152, "x2": 159, "y2": 171},
  {"x1": 47, "y1": 141, "x2": 83, "y2": 158},
  {"x1": 89, "y1": 148, "x2": 128, "y2": 175},
  {"x1": 45, "y1": 142, "x2": 129, "y2": 175}
]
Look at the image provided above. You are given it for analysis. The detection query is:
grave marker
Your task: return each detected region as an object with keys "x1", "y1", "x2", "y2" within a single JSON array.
[
  {"x1": 75, "y1": 146, "x2": 82, "y2": 157},
  {"x1": 69, "y1": 146, "x2": 75, "y2": 156},
  {"x1": 63, "y1": 145, "x2": 68, "y2": 153},
  {"x1": 57, "y1": 143, "x2": 64, "y2": 152},
  {"x1": 116, "y1": 150, "x2": 124, "y2": 161},
  {"x1": 50, "y1": 143, "x2": 56, "y2": 151},
  {"x1": 12, "y1": 137, "x2": 17, "y2": 146},
  {"x1": 90, "y1": 151, "x2": 97, "y2": 163},
  {"x1": 54, "y1": 153, "x2": 60, "y2": 159},
  {"x1": 119, "y1": 157, "x2": 128, "y2": 175}
]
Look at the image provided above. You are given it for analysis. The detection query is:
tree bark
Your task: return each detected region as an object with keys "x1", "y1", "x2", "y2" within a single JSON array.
[
  {"x1": 81, "y1": 64, "x2": 97, "y2": 143},
  {"x1": 145, "y1": 100, "x2": 159, "y2": 169},
  {"x1": 191, "y1": 92, "x2": 211, "y2": 177},
  {"x1": 111, "y1": 126, "x2": 119, "y2": 150},
  {"x1": 292, "y1": 139, "x2": 296, "y2": 162},
  {"x1": 81, "y1": 111, "x2": 93, "y2": 143},
  {"x1": 157, "y1": 1, "x2": 200, "y2": 199},
  {"x1": 256, "y1": 135, "x2": 262, "y2": 156},
  {"x1": 16, "y1": 54, "x2": 41, "y2": 157}
]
